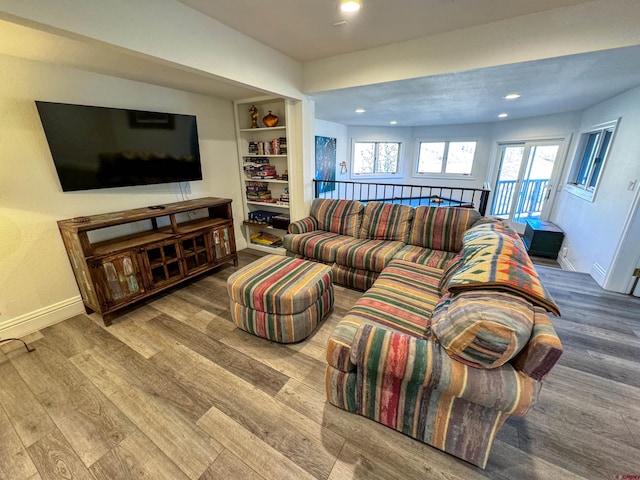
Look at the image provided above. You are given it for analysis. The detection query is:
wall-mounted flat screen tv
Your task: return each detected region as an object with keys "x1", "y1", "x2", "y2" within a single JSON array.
[{"x1": 36, "y1": 101, "x2": 203, "y2": 192}]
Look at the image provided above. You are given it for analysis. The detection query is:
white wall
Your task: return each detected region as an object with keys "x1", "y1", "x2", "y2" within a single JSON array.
[
  {"x1": 315, "y1": 118, "x2": 349, "y2": 183},
  {"x1": 0, "y1": 54, "x2": 245, "y2": 336},
  {"x1": 554, "y1": 85, "x2": 640, "y2": 290}
]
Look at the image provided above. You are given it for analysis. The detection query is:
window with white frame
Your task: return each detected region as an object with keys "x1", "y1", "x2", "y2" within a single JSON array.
[
  {"x1": 353, "y1": 142, "x2": 400, "y2": 176},
  {"x1": 566, "y1": 119, "x2": 618, "y2": 201},
  {"x1": 416, "y1": 140, "x2": 477, "y2": 176}
]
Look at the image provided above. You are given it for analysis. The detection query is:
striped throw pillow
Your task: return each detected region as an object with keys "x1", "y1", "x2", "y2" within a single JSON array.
[
  {"x1": 358, "y1": 202, "x2": 414, "y2": 242},
  {"x1": 431, "y1": 290, "x2": 534, "y2": 369}
]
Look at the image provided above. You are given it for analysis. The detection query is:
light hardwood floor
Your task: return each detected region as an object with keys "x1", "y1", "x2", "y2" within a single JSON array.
[{"x1": 1, "y1": 249, "x2": 639, "y2": 480}]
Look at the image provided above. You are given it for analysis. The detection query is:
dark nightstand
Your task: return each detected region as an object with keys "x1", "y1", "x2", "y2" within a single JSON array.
[{"x1": 522, "y1": 219, "x2": 564, "y2": 259}]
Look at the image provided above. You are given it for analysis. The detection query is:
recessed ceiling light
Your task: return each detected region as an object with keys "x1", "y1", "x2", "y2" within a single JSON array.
[
  {"x1": 504, "y1": 93, "x2": 521, "y2": 100},
  {"x1": 390, "y1": 120, "x2": 398, "y2": 125},
  {"x1": 355, "y1": 108, "x2": 366, "y2": 113},
  {"x1": 340, "y1": 0, "x2": 362, "y2": 13},
  {"x1": 498, "y1": 113, "x2": 509, "y2": 118}
]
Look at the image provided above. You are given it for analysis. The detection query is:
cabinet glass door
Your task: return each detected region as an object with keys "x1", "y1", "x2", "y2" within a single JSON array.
[
  {"x1": 141, "y1": 240, "x2": 184, "y2": 288},
  {"x1": 179, "y1": 232, "x2": 212, "y2": 275},
  {"x1": 211, "y1": 225, "x2": 236, "y2": 263},
  {"x1": 92, "y1": 252, "x2": 145, "y2": 308}
]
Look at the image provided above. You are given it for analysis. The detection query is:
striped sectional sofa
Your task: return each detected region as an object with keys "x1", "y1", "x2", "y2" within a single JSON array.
[
  {"x1": 285, "y1": 199, "x2": 563, "y2": 468},
  {"x1": 284, "y1": 199, "x2": 479, "y2": 290}
]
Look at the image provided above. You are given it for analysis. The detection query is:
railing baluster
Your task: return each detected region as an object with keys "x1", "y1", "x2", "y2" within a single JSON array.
[{"x1": 312, "y1": 180, "x2": 491, "y2": 215}]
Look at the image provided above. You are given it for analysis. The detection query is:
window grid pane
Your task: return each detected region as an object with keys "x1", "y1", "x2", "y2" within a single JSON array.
[
  {"x1": 445, "y1": 141, "x2": 476, "y2": 174},
  {"x1": 354, "y1": 141, "x2": 399, "y2": 175},
  {"x1": 376, "y1": 143, "x2": 399, "y2": 173},
  {"x1": 576, "y1": 132, "x2": 600, "y2": 186},
  {"x1": 417, "y1": 142, "x2": 445, "y2": 173},
  {"x1": 354, "y1": 142, "x2": 375, "y2": 174},
  {"x1": 588, "y1": 130, "x2": 612, "y2": 189}
]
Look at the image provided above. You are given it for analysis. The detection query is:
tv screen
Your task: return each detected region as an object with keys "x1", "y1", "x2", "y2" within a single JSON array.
[{"x1": 35, "y1": 101, "x2": 203, "y2": 191}]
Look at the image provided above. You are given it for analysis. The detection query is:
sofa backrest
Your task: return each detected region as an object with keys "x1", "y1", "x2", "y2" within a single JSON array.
[
  {"x1": 408, "y1": 206, "x2": 481, "y2": 252},
  {"x1": 310, "y1": 198, "x2": 364, "y2": 236},
  {"x1": 358, "y1": 202, "x2": 415, "y2": 242}
]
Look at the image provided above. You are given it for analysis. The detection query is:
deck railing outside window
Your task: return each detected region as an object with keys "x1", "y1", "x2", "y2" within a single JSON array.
[
  {"x1": 313, "y1": 180, "x2": 490, "y2": 216},
  {"x1": 490, "y1": 179, "x2": 548, "y2": 219}
]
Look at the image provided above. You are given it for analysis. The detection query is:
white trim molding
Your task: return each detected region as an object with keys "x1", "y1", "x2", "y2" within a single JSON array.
[
  {"x1": 558, "y1": 255, "x2": 576, "y2": 272},
  {"x1": 590, "y1": 262, "x2": 608, "y2": 287},
  {"x1": 0, "y1": 297, "x2": 84, "y2": 339}
]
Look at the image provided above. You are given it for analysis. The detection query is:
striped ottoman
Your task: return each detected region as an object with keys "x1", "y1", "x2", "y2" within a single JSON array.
[{"x1": 227, "y1": 255, "x2": 334, "y2": 343}]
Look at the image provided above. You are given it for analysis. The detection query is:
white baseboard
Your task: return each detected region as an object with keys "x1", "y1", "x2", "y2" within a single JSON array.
[
  {"x1": 558, "y1": 255, "x2": 576, "y2": 271},
  {"x1": 590, "y1": 262, "x2": 607, "y2": 287},
  {"x1": 0, "y1": 297, "x2": 84, "y2": 339}
]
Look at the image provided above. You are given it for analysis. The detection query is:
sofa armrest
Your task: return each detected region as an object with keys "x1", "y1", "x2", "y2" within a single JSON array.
[
  {"x1": 350, "y1": 323, "x2": 539, "y2": 415},
  {"x1": 288, "y1": 217, "x2": 318, "y2": 234},
  {"x1": 512, "y1": 307, "x2": 563, "y2": 381}
]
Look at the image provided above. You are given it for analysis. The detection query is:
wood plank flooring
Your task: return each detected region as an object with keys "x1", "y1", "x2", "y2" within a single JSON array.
[{"x1": 1, "y1": 249, "x2": 640, "y2": 479}]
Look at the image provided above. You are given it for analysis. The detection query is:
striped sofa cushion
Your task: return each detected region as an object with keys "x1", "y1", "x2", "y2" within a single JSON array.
[
  {"x1": 408, "y1": 206, "x2": 480, "y2": 251},
  {"x1": 346, "y1": 260, "x2": 441, "y2": 337},
  {"x1": 335, "y1": 238, "x2": 405, "y2": 273},
  {"x1": 326, "y1": 260, "x2": 442, "y2": 372},
  {"x1": 358, "y1": 202, "x2": 415, "y2": 242},
  {"x1": 227, "y1": 255, "x2": 332, "y2": 314},
  {"x1": 431, "y1": 290, "x2": 535, "y2": 368},
  {"x1": 331, "y1": 264, "x2": 379, "y2": 291},
  {"x1": 310, "y1": 199, "x2": 364, "y2": 236},
  {"x1": 283, "y1": 231, "x2": 353, "y2": 263},
  {"x1": 393, "y1": 245, "x2": 456, "y2": 269}
]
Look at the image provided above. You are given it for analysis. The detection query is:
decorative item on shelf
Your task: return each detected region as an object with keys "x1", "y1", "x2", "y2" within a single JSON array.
[
  {"x1": 281, "y1": 169, "x2": 289, "y2": 181},
  {"x1": 262, "y1": 110, "x2": 279, "y2": 128},
  {"x1": 339, "y1": 161, "x2": 348, "y2": 174},
  {"x1": 249, "y1": 105, "x2": 259, "y2": 128},
  {"x1": 279, "y1": 187, "x2": 290, "y2": 205}
]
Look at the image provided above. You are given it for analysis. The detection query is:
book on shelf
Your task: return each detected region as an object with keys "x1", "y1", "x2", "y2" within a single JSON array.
[
  {"x1": 244, "y1": 157, "x2": 270, "y2": 164},
  {"x1": 247, "y1": 138, "x2": 287, "y2": 156},
  {"x1": 250, "y1": 231, "x2": 282, "y2": 247}
]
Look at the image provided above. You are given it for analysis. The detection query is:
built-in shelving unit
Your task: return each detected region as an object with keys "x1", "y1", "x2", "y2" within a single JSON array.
[
  {"x1": 234, "y1": 97, "x2": 294, "y2": 255},
  {"x1": 58, "y1": 197, "x2": 237, "y2": 325}
]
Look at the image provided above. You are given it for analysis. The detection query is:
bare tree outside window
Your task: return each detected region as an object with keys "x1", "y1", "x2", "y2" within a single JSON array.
[
  {"x1": 353, "y1": 142, "x2": 400, "y2": 175},
  {"x1": 416, "y1": 140, "x2": 476, "y2": 175}
]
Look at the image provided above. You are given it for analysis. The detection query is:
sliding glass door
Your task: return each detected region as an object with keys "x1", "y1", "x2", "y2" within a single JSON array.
[{"x1": 491, "y1": 141, "x2": 562, "y2": 234}]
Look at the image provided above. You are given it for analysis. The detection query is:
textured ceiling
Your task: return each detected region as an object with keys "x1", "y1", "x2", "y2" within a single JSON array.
[{"x1": 312, "y1": 45, "x2": 640, "y2": 126}]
